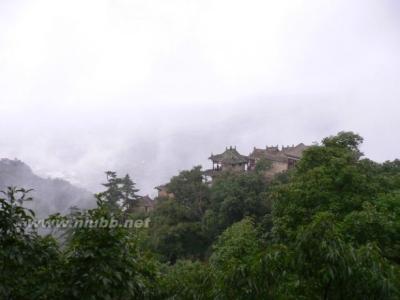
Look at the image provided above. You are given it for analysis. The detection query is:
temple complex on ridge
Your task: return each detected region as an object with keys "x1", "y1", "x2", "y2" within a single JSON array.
[
  {"x1": 203, "y1": 143, "x2": 309, "y2": 181},
  {"x1": 155, "y1": 143, "x2": 309, "y2": 197}
]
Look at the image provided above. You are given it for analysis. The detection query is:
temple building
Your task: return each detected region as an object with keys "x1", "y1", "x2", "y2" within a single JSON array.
[
  {"x1": 209, "y1": 146, "x2": 249, "y2": 171},
  {"x1": 155, "y1": 184, "x2": 174, "y2": 199},
  {"x1": 248, "y1": 143, "x2": 309, "y2": 177},
  {"x1": 204, "y1": 146, "x2": 249, "y2": 179},
  {"x1": 137, "y1": 195, "x2": 155, "y2": 213},
  {"x1": 125, "y1": 195, "x2": 155, "y2": 213}
]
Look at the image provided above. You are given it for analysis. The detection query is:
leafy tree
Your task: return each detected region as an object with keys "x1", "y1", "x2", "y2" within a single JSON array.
[
  {"x1": 62, "y1": 198, "x2": 160, "y2": 300},
  {"x1": 160, "y1": 260, "x2": 213, "y2": 300},
  {"x1": 210, "y1": 218, "x2": 263, "y2": 300},
  {"x1": 148, "y1": 167, "x2": 210, "y2": 262},
  {"x1": 272, "y1": 132, "x2": 375, "y2": 241},
  {"x1": 341, "y1": 198, "x2": 400, "y2": 263},
  {"x1": 0, "y1": 187, "x2": 62, "y2": 299},
  {"x1": 289, "y1": 212, "x2": 399, "y2": 299},
  {"x1": 268, "y1": 131, "x2": 400, "y2": 298},
  {"x1": 205, "y1": 170, "x2": 269, "y2": 240},
  {"x1": 322, "y1": 131, "x2": 364, "y2": 154},
  {"x1": 167, "y1": 166, "x2": 210, "y2": 217},
  {"x1": 148, "y1": 198, "x2": 208, "y2": 262}
]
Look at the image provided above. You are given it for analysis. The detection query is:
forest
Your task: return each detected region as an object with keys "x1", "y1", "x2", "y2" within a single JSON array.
[{"x1": 1, "y1": 132, "x2": 399, "y2": 299}]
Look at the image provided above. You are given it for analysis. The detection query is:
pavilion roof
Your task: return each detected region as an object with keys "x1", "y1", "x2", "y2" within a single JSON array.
[{"x1": 209, "y1": 146, "x2": 249, "y2": 164}]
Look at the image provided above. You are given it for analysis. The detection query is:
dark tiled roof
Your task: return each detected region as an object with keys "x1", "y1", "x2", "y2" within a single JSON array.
[
  {"x1": 249, "y1": 148, "x2": 288, "y2": 163},
  {"x1": 249, "y1": 143, "x2": 309, "y2": 162},
  {"x1": 249, "y1": 148, "x2": 266, "y2": 159},
  {"x1": 155, "y1": 184, "x2": 169, "y2": 191},
  {"x1": 282, "y1": 143, "x2": 309, "y2": 158},
  {"x1": 209, "y1": 147, "x2": 249, "y2": 164},
  {"x1": 137, "y1": 195, "x2": 155, "y2": 207}
]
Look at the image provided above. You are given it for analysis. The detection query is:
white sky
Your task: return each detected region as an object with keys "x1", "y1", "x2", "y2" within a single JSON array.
[{"x1": 0, "y1": 0, "x2": 399, "y2": 194}]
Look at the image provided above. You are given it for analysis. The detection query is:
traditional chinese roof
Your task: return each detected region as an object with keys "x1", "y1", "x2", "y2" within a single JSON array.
[
  {"x1": 155, "y1": 184, "x2": 169, "y2": 191},
  {"x1": 137, "y1": 195, "x2": 155, "y2": 208},
  {"x1": 209, "y1": 146, "x2": 249, "y2": 164},
  {"x1": 249, "y1": 148, "x2": 288, "y2": 163},
  {"x1": 282, "y1": 143, "x2": 308, "y2": 159},
  {"x1": 249, "y1": 143, "x2": 309, "y2": 162}
]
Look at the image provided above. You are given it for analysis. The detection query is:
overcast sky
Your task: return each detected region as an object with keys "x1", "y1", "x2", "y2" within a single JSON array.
[{"x1": 0, "y1": 0, "x2": 399, "y2": 195}]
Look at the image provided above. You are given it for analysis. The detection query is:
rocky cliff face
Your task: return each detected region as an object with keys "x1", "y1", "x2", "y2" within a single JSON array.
[{"x1": 0, "y1": 158, "x2": 95, "y2": 217}]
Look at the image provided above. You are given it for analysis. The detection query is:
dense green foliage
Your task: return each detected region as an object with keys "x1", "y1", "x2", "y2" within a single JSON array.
[
  {"x1": 62, "y1": 203, "x2": 159, "y2": 299},
  {"x1": 0, "y1": 132, "x2": 399, "y2": 299},
  {"x1": 0, "y1": 188, "x2": 62, "y2": 299},
  {"x1": 98, "y1": 171, "x2": 141, "y2": 212}
]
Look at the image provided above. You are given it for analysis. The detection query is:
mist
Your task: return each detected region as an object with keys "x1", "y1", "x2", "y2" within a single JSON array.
[{"x1": 1, "y1": 0, "x2": 399, "y2": 195}]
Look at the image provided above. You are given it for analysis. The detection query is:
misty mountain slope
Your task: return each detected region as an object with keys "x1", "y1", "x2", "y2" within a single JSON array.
[{"x1": 0, "y1": 158, "x2": 95, "y2": 217}]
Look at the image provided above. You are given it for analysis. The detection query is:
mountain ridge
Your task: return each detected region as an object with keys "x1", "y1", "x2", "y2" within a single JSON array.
[{"x1": 0, "y1": 158, "x2": 95, "y2": 217}]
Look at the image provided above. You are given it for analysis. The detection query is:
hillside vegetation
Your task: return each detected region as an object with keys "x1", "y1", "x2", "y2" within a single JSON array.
[{"x1": 0, "y1": 132, "x2": 399, "y2": 299}]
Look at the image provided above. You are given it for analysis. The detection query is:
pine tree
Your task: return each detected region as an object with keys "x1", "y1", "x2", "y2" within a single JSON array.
[
  {"x1": 98, "y1": 171, "x2": 140, "y2": 212},
  {"x1": 121, "y1": 174, "x2": 140, "y2": 212}
]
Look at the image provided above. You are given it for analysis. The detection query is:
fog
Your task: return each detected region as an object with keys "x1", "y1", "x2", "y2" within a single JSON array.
[{"x1": 1, "y1": 0, "x2": 399, "y2": 195}]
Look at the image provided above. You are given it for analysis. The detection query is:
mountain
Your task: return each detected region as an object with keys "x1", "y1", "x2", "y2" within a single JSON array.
[{"x1": 0, "y1": 158, "x2": 95, "y2": 217}]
